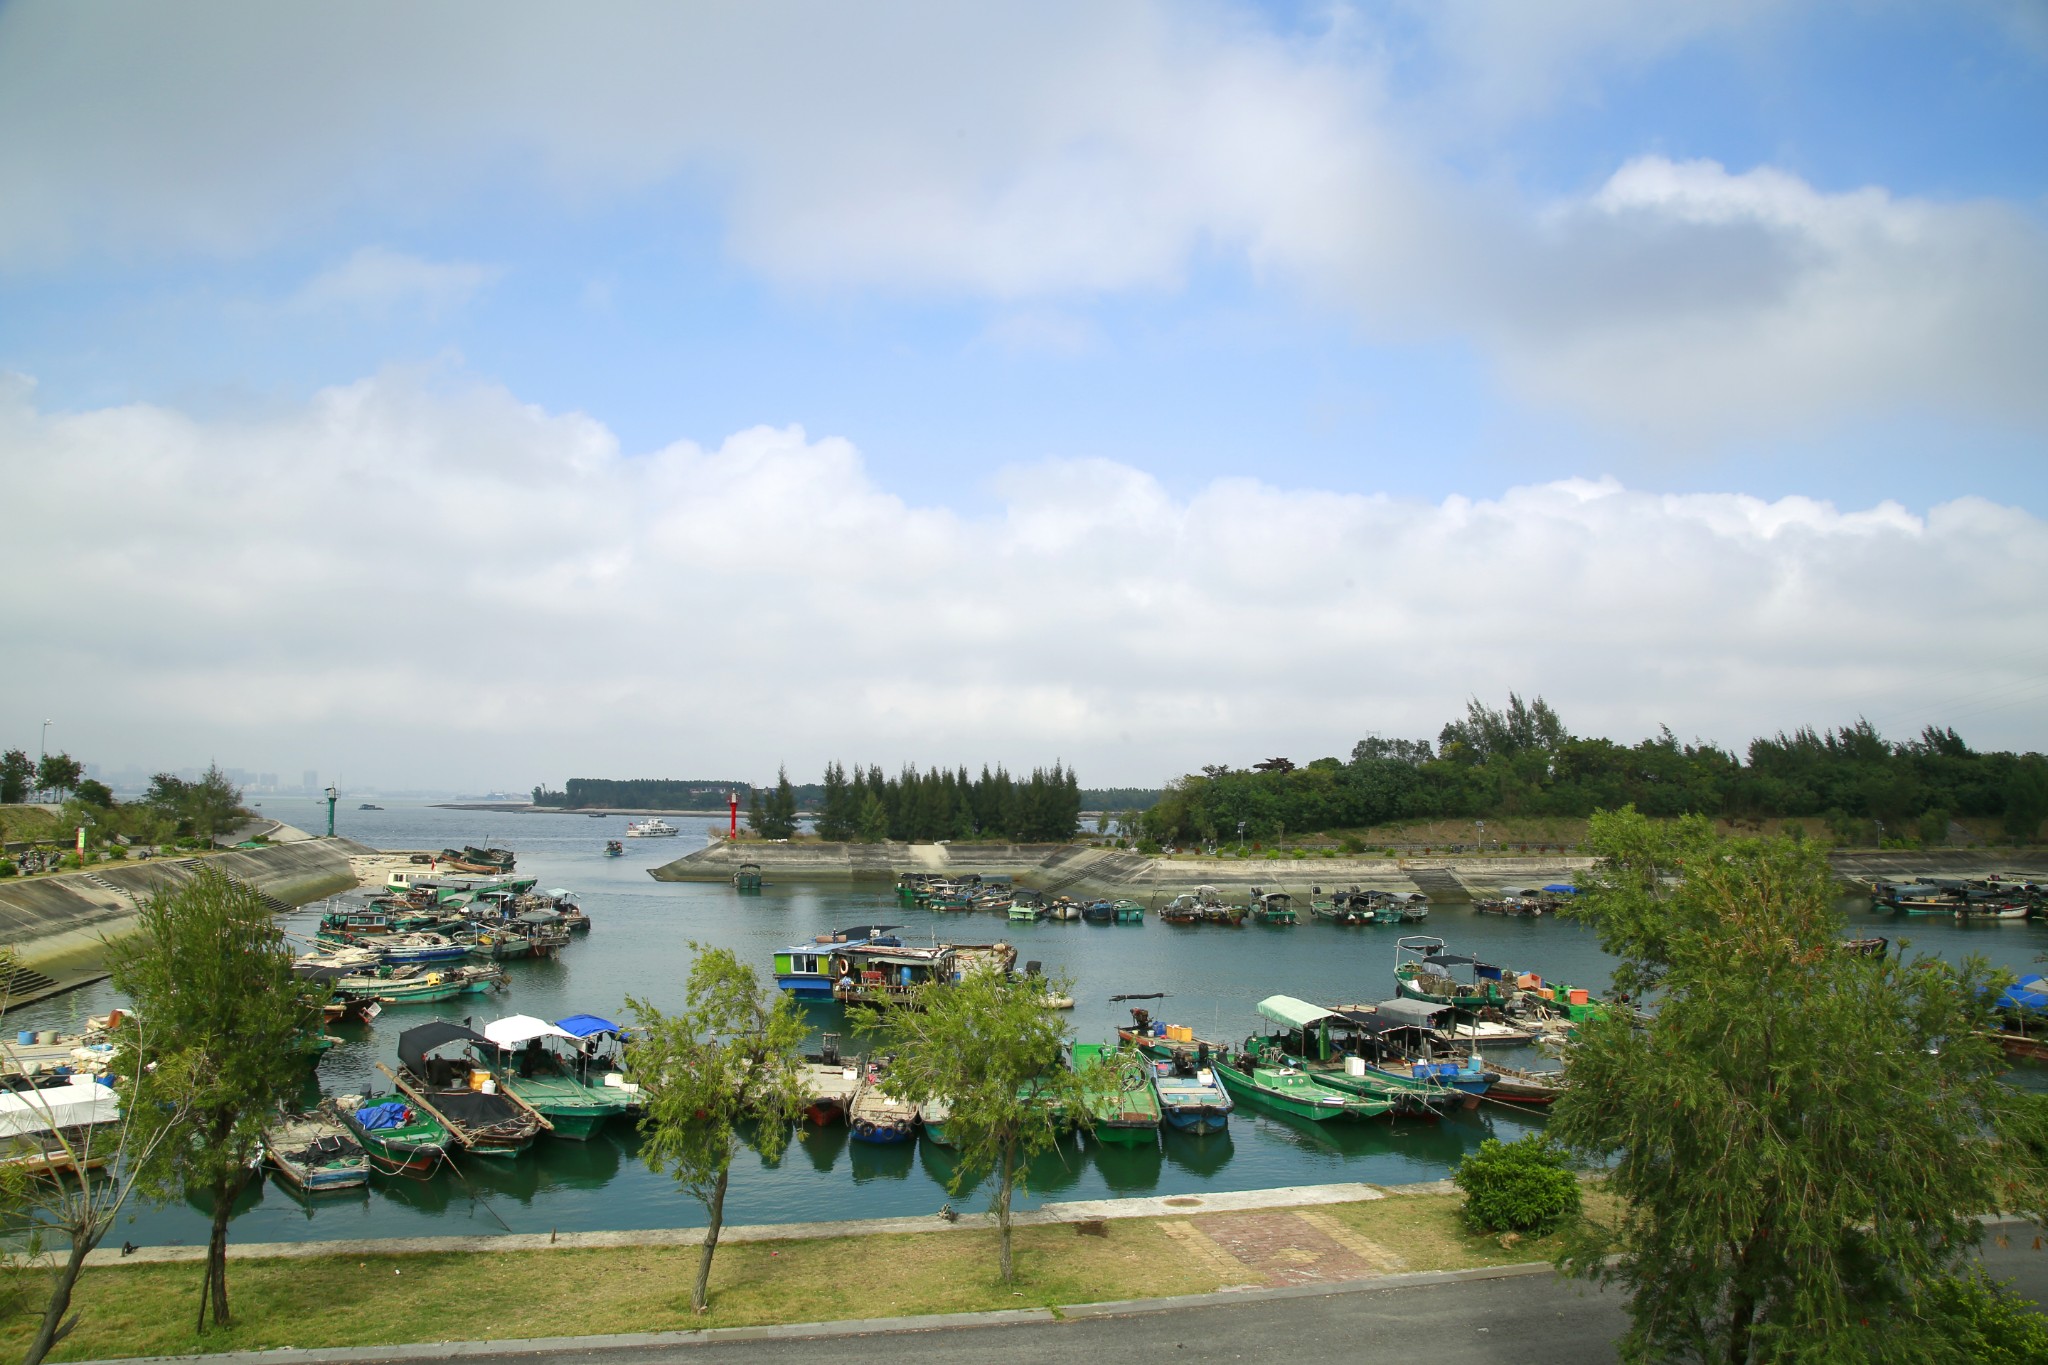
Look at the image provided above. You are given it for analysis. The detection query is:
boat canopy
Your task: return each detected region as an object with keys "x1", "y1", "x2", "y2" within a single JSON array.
[
  {"x1": 545, "y1": 888, "x2": 573, "y2": 898},
  {"x1": 397, "y1": 1021, "x2": 493, "y2": 1075},
  {"x1": 1998, "y1": 975, "x2": 2048, "y2": 1013},
  {"x1": 1542, "y1": 883, "x2": 1578, "y2": 895},
  {"x1": 554, "y1": 1013, "x2": 621, "y2": 1039},
  {"x1": 1257, "y1": 995, "x2": 1336, "y2": 1030},
  {"x1": 1372, "y1": 998, "x2": 1453, "y2": 1026},
  {"x1": 0, "y1": 1077, "x2": 120, "y2": 1138},
  {"x1": 483, "y1": 1014, "x2": 575, "y2": 1048},
  {"x1": 1498, "y1": 887, "x2": 1532, "y2": 898},
  {"x1": 1423, "y1": 953, "x2": 1476, "y2": 968},
  {"x1": 516, "y1": 909, "x2": 562, "y2": 925}
]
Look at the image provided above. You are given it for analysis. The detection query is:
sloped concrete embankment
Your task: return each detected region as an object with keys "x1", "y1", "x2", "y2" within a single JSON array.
[{"x1": 0, "y1": 838, "x2": 372, "y2": 1009}]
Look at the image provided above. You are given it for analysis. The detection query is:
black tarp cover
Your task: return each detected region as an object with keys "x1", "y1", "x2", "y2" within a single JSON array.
[
  {"x1": 424, "y1": 1089, "x2": 523, "y2": 1128},
  {"x1": 398, "y1": 1021, "x2": 493, "y2": 1076}
]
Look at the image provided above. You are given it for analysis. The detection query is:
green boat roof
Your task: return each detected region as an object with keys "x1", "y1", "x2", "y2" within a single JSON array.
[{"x1": 1257, "y1": 995, "x2": 1335, "y2": 1030}]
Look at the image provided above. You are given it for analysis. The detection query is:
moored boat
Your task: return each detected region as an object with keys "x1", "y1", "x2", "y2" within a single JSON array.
[
  {"x1": 263, "y1": 1111, "x2": 369, "y2": 1192},
  {"x1": 846, "y1": 1062, "x2": 918, "y2": 1143},
  {"x1": 733, "y1": 862, "x2": 763, "y2": 892},
  {"x1": 386, "y1": 1022, "x2": 545, "y2": 1158},
  {"x1": 1071, "y1": 1042, "x2": 1162, "y2": 1146},
  {"x1": 330, "y1": 1092, "x2": 450, "y2": 1176},
  {"x1": 623, "y1": 818, "x2": 680, "y2": 838},
  {"x1": 1210, "y1": 1056, "x2": 1391, "y2": 1122},
  {"x1": 481, "y1": 1015, "x2": 633, "y2": 1141},
  {"x1": 1149, "y1": 1053, "x2": 1232, "y2": 1134}
]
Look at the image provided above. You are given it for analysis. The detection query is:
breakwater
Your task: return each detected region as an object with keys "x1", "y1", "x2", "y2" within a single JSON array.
[
  {"x1": 0, "y1": 837, "x2": 371, "y2": 1009},
  {"x1": 647, "y1": 841, "x2": 1598, "y2": 900},
  {"x1": 650, "y1": 840, "x2": 2044, "y2": 901}
]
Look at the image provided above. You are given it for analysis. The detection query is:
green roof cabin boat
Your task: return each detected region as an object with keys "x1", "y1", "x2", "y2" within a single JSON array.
[
  {"x1": 1246, "y1": 995, "x2": 1474, "y2": 1114},
  {"x1": 733, "y1": 862, "x2": 763, "y2": 892},
  {"x1": 1071, "y1": 1043, "x2": 1163, "y2": 1145},
  {"x1": 1209, "y1": 1055, "x2": 1392, "y2": 1122},
  {"x1": 386, "y1": 1022, "x2": 544, "y2": 1158}
]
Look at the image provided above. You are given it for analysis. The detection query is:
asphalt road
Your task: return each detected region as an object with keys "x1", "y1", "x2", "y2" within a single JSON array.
[{"x1": 102, "y1": 1239, "x2": 2048, "y2": 1365}]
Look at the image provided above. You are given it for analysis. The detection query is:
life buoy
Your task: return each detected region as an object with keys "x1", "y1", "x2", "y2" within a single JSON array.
[
  {"x1": 832, "y1": 956, "x2": 851, "y2": 978},
  {"x1": 426, "y1": 973, "x2": 442, "y2": 986}
]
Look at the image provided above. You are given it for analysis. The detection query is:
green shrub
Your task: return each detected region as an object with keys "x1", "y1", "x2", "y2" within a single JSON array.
[
  {"x1": 1919, "y1": 1270, "x2": 2048, "y2": 1364},
  {"x1": 1452, "y1": 1134, "x2": 1580, "y2": 1235},
  {"x1": 1338, "y1": 835, "x2": 1364, "y2": 855},
  {"x1": 1136, "y1": 838, "x2": 1162, "y2": 855},
  {"x1": 0, "y1": 861, "x2": 13, "y2": 878}
]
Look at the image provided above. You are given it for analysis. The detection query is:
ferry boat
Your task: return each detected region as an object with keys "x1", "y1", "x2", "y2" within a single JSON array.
[{"x1": 624, "y1": 817, "x2": 679, "y2": 838}]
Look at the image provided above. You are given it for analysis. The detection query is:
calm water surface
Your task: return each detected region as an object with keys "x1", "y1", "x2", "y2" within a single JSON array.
[{"x1": 17, "y1": 799, "x2": 2042, "y2": 1248}]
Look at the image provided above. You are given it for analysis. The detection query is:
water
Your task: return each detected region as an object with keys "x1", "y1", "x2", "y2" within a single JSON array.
[{"x1": 14, "y1": 798, "x2": 2042, "y2": 1247}]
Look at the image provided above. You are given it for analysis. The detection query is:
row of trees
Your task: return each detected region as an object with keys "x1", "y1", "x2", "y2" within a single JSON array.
[
  {"x1": 804, "y1": 761, "x2": 1083, "y2": 843},
  {"x1": 533, "y1": 778, "x2": 752, "y2": 809},
  {"x1": 1141, "y1": 695, "x2": 2048, "y2": 845},
  {"x1": 0, "y1": 751, "x2": 87, "y2": 805}
]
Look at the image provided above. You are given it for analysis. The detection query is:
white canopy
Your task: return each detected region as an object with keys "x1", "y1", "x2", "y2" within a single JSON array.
[
  {"x1": 0, "y1": 1077, "x2": 121, "y2": 1137},
  {"x1": 482, "y1": 1014, "x2": 575, "y2": 1048}
]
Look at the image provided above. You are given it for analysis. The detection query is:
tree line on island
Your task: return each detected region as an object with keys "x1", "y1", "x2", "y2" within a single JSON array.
[
  {"x1": 747, "y1": 761, "x2": 1083, "y2": 843},
  {"x1": 1139, "y1": 694, "x2": 2048, "y2": 848}
]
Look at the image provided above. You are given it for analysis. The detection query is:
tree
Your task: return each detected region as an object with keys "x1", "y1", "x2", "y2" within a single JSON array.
[
  {"x1": 72, "y1": 778, "x2": 114, "y2": 809},
  {"x1": 0, "y1": 749, "x2": 31, "y2": 804},
  {"x1": 854, "y1": 967, "x2": 1095, "y2": 1282},
  {"x1": 186, "y1": 763, "x2": 246, "y2": 845},
  {"x1": 33, "y1": 753, "x2": 81, "y2": 802},
  {"x1": 107, "y1": 868, "x2": 328, "y2": 1332},
  {"x1": 1551, "y1": 808, "x2": 2048, "y2": 1364},
  {"x1": 627, "y1": 946, "x2": 809, "y2": 1313},
  {"x1": 0, "y1": 953, "x2": 191, "y2": 1365}
]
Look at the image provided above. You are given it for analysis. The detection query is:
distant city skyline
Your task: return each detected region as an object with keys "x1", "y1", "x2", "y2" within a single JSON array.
[{"x1": 2, "y1": 4, "x2": 2042, "y2": 788}]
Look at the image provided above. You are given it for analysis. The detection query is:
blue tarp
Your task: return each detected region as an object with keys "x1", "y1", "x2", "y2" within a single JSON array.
[
  {"x1": 1542, "y1": 883, "x2": 1579, "y2": 895},
  {"x1": 355, "y1": 1102, "x2": 411, "y2": 1131},
  {"x1": 555, "y1": 1013, "x2": 620, "y2": 1038},
  {"x1": 1998, "y1": 976, "x2": 2048, "y2": 1012}
]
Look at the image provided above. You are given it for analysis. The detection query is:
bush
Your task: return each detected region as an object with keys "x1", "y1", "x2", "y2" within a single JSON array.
[
  {"x1": 1452, "y1": 1135, "x2": 1580, "y2": 1235},
  {"x1": 0, "y1": 860, "x2": 13, "y2": 878},
  {"x1": 1920, "y1": 1271, "x2": 2048, "y2": 1364},
  {"x1": 1137, "y1": 838, "x2": 1162, "y2": 855}
]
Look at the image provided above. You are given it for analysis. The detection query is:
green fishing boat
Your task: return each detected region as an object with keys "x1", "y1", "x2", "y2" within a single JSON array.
[
  {"x1": 1210, "y1": 1056, "x2": 1392, "y2": 1121},
  {"x1": 1071, "y1": 1043, "x2": 1162, "y2": 1145},
  {"x1": 482, "y1": 1015, "x2": 634, "y2": 1141},
  {"x1": 920, "y1": 1096, "x2": 955, "y2": 1147},
  {"x1": 1111, "y1": 899, "x2": 1146, "y2": 923},
  {"x1": 331, "y1": 1092, "x2": 451, "y2": 1176}
]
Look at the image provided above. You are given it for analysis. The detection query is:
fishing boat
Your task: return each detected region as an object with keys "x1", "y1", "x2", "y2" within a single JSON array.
[
  {"x1": 1079, "y1": 897, "x2": 1113, "y2": 922},
  {"x1": 371, "y1": 932, "x2": 472, "y2": 966},
  {"x1": 461, "y1": 924, "x2": 534, "y2": 960},
  {"x1": 358, "y1": 803, "x2": 383, "y2": 811},
  {"x1": 603, "y1": 840, "x2": 624, "y2": 857},
  {"x1": 773, "y1": 926, "x2": 905, "y2": 1000},
  {"x1": 1309, "y1": 889, "x2": 1377, "y2": 925},
  {"x1": 385, "y1": 1022, "x2": 546, "y2": 1158},
  {"x1": 0, "y1": 1075, "x2": 121, "y2": 1174},
  {"x1": 1246, "y1": 996, "x2": 1466, "y2": 1115},
  {"x1": 322, "y1": 963, "x2": 507, "y2": 1007},
  {"x1": 1249, "y1": 890, "x2": 1297, "y2": 925},
  {"x1": 330, "y1": 1093, "x2": 450, "y2": 1176},
  {"x1": 1071, "y1": 1043, "x2": 1162, "y2": 1146},
  {"x1": 1112, "y1": 899, "x2": 1146, "y2": 923},
  {"x1": 918, "y1": 1096, "x2": 955, "y2": 1146},
  {"x1": 623, "y1": 818, "x2": 680, "y2": 838},
  {"x1": 481, "y1": 1015, "x2": 634, "y2": 1140},
  {"x1": 830, "y1": 940, "x2": 1019, "y2": 1009},
  {"x1": 1482, "y1": 1062, "x2": 1567, "y2": 1105},
  {"x1": 1394, "y1": 936, "x2": 1508, "y2": 1013},
  {"x1": 1147, "y1": 1051, "x2": 1232, "y2": 1134},
  {"x1": 1210, "y1": 1055, "x2": 1392, "y2": 1121},
  {"x1": 733, "y1": 862, "x2": 763, "y2": 892},
  {"x1": 262, "y1": 1112, "x2": 369, "y2": 1192},
  {"x1": 798, "y1": 1035, "x2": 860, "y2": 1125},
  {"x1": 846, "y1": 1061, "x2": 919, "y2": 1143},
  {"x1": 1008, "y1": 898, "x2": 1048, "y2": 922}
]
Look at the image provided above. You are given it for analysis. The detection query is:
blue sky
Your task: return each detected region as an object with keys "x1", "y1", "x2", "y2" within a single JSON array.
[{"x1": 1, "y1": 2, "x2": 2044, "y2": 787}]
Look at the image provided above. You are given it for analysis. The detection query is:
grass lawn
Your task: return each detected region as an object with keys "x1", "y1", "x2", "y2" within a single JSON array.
[{"x1": 0, "y1": 1193, "x2": 1598, "y2": 1361}]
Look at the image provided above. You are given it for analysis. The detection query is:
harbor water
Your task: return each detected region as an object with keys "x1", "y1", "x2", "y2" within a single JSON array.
[{"x1": 14, "y1": 799, "x2": 2042, "y2": 1251}]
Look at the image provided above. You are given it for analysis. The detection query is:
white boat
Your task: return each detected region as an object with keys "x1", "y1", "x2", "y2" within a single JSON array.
[{"x1": 623, "y1": 818, "x2": 679, "y2": 838}]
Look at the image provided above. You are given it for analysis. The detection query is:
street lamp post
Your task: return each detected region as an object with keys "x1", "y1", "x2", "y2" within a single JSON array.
[
  {"x1": 1475, "y1": 819, "x2": 1485, "y2": 854},
  {"x1": 1236, "y1": 820, "x2": 1247, "y2": 856},
  {"x1": 38, "y1": 719, "x2": 51, "y2": 802}
]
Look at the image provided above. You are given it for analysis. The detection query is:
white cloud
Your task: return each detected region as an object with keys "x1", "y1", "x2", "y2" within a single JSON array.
[
  {"x1": 291, "y1": 247, "x2": 500, "y2": 317},
  {"x1": 0, "y1": 372, "x2": 2040, "y2": 786}
]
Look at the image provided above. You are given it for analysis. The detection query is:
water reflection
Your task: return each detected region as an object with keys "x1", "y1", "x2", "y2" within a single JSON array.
[
  {"x1": 846, "y1": 1140, "x2": 916, "y2": 1184},
  {"x1": 1088, "y1": 1138, "x2": 1164, "y2": 1194},
  {"x1": 1162, "y1": 1131, "x2": 1235, "y2": 1179},
  {"x1": 799, "y1": 1121, "x2": 849, "y2": 1173}
]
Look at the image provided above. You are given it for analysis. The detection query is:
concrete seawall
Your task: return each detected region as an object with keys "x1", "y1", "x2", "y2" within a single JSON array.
[
  {"x1": 651, "y1": 840, "x2": 2045, "y2": 901},
  {"x1": 0, "y1": 838, "x2": 372, "y2": 1010},
  {"x1": 649, "y1": 841, "x2": 1598, "y2": 900}
]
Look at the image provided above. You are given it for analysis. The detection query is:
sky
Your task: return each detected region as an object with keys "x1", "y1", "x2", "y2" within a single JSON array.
[{"x1": 1, "y1": 1, "x2": 2045, "y2": 793}]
